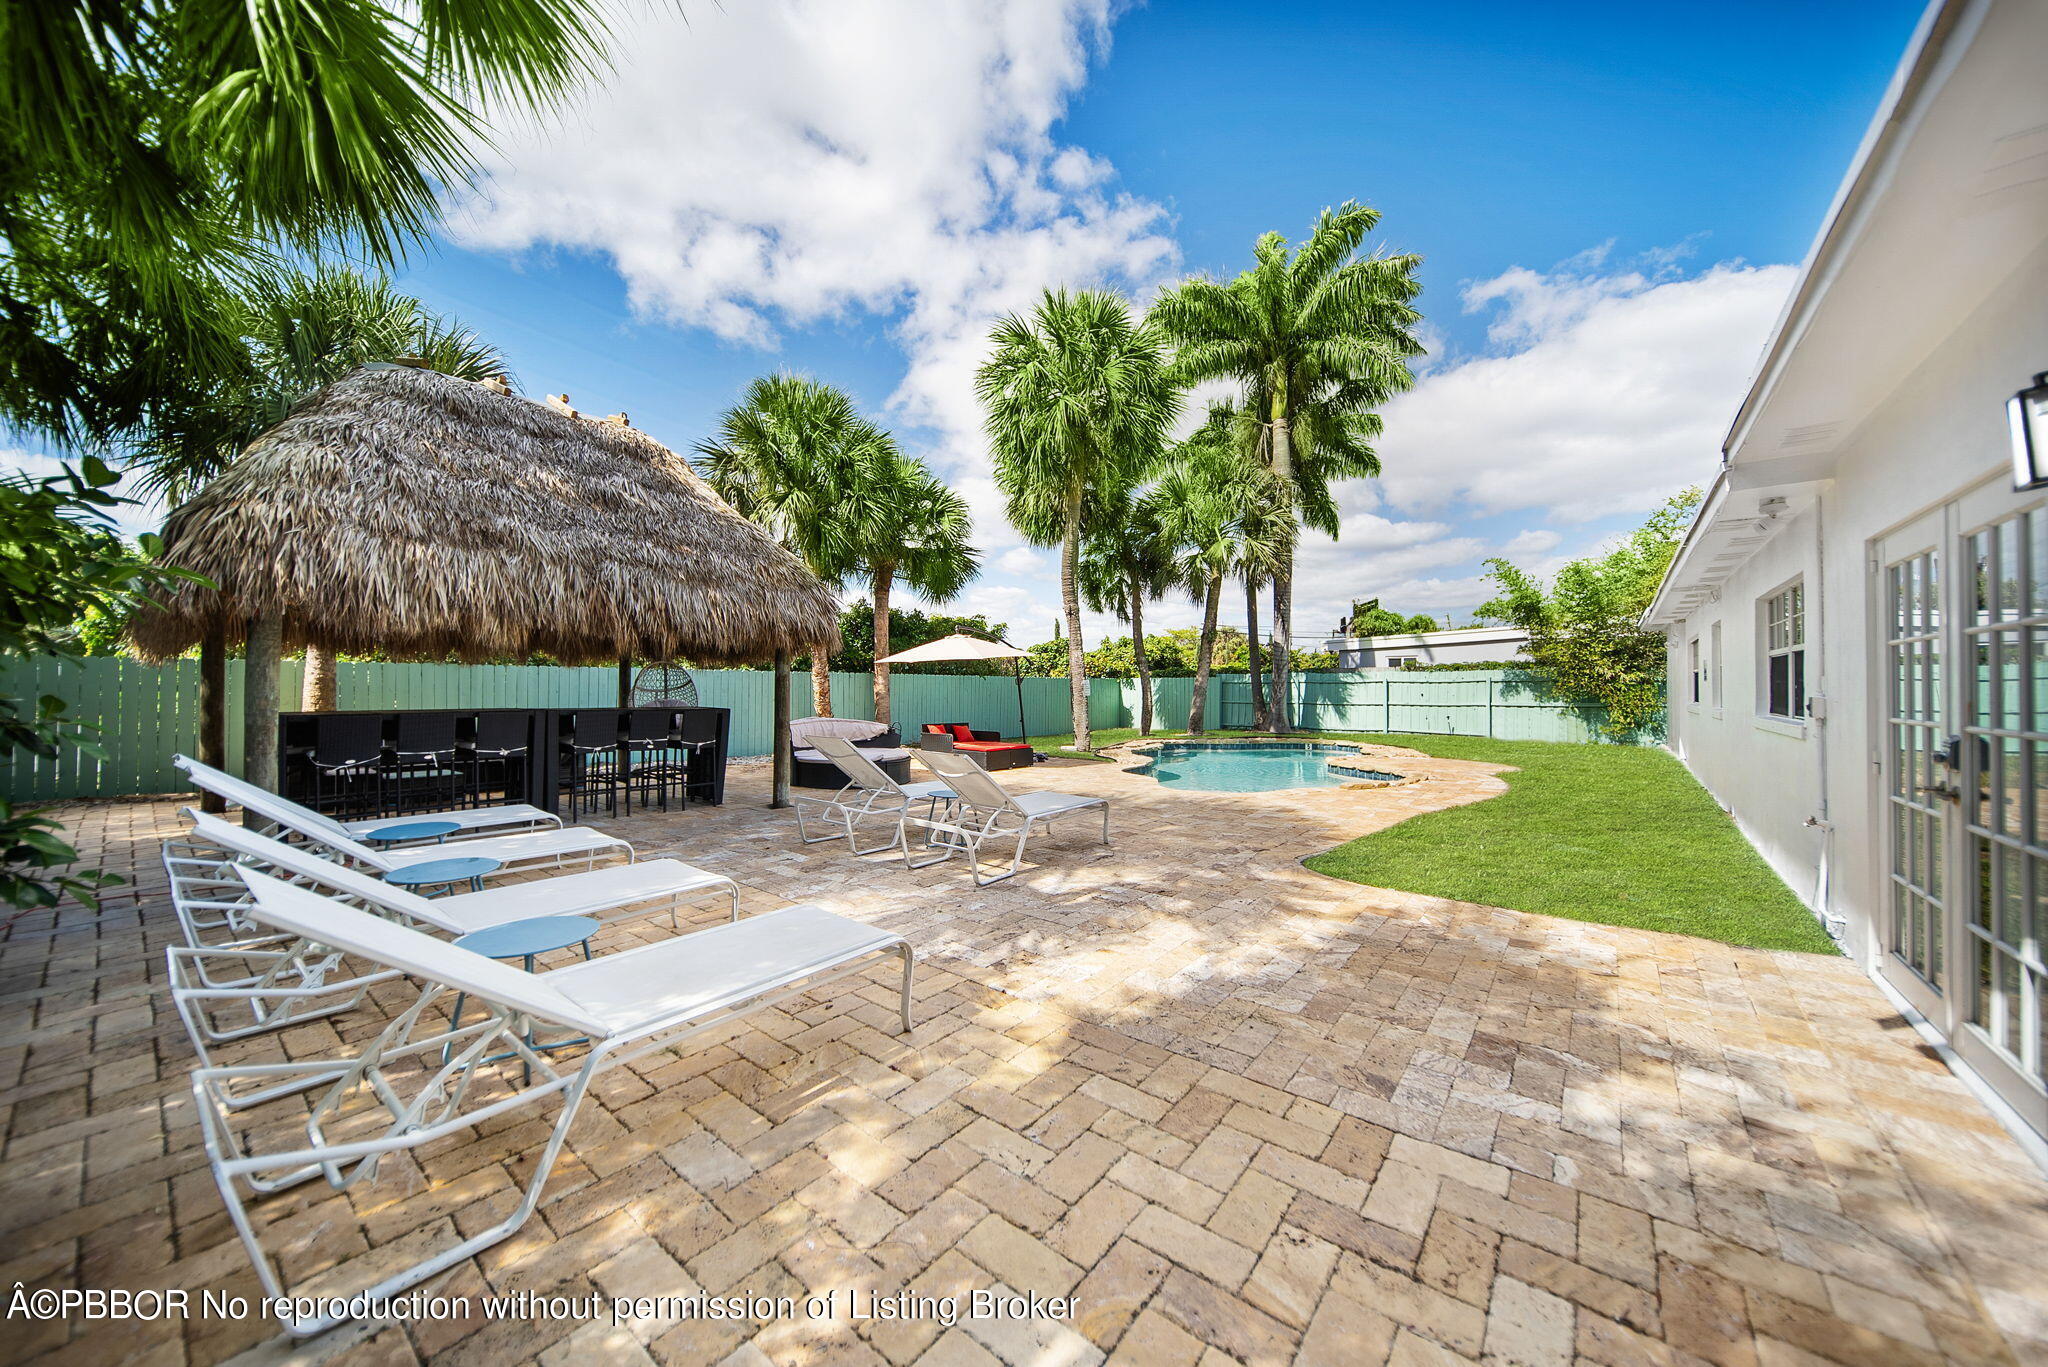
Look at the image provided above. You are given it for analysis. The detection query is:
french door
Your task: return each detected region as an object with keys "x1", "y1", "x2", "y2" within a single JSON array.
[{"x1": 1879, "y1": 482, "x2": 2048, "y2": 1136}]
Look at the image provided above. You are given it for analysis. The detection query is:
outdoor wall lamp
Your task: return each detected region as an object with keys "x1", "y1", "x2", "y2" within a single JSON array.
[{"x1": 2011, "y1": 371, "x2": 2048, "y2": 490}]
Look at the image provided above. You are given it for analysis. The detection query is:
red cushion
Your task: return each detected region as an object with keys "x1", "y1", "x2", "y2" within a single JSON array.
[
  {"x1": 953, "y1": 740, "x2": 1028, "y2": 752},
  {"x1": 947, "y1": 724, "x2": 978, "y2": 742}
]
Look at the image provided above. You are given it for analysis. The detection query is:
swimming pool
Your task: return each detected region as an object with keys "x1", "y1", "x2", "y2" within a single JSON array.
[{"x1": 1130, "y1": 741, "x2": 1400, "y2": 793}]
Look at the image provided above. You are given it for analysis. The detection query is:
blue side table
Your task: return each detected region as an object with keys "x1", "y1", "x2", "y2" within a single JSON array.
[
  {"x1": 449, "y1": 915, "x2": 600, "y2": 1074},
  {"x1": 384, "y1": 854, "x2": 500, "y2": 896},
  {"x1": 454, "y1": 915, "x2": 599, "y2": 968},
  {"x1": 360, "y1": 819, "x2": 461, "y2": 846}
]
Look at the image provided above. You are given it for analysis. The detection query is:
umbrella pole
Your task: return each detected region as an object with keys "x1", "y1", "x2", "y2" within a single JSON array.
[{"x1": 1014, "y1": 660, "x2": 1027, "y2": 746}]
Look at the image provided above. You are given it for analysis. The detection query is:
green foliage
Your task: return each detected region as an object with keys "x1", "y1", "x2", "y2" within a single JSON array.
[
  {"x1": 1150, "y1": 201, "x2": 1426, "y2": 722},
  {"x1": 1478, "y1": 489, "x2": 1701, "y2": 738},
  {"x1": 1, "y1": 463, "x2": 199, "y2": 911},
  {"x1": 1301, "y1": 731, "x2": 1834, "y2": 953},
  {"x1": 977, "y1": 288, "x2": 1178, "y2": 745},
  {"x1": 131, "y1": 265, "x2": 515, "y2": 501},
  {"x1": 1015, "y1": 628, "x2": 1331, "y2": 679},
  {"x1": 1399, "y1": 659, "x2": 1534, "y2": 673},
  {"x1": 977, "y1": 289, "x2": 1179, "y2": 545},
  {"x1": 695, "y1": 374, "x2": 905, "y2": 587},
  {"x1": 1350, "y1": 605, "x2": 1440, "y2": 636},
  {"x1": 1, "y1": 0, "x2": 610, "y2": 444}
]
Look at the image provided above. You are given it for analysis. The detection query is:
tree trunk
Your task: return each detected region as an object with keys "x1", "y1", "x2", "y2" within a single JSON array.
[
  {"x1": 1245, "y1": 574, "x2": 1267, "y2": 731},
  {"x1": 302, "y1": 644, "x2": 338, "y2": 711},
  {"x1": 1269, "y1": 555, "x2": 1293, "y2": 733},
  {"x1": 872, "y1": 567, "x2": 893, "y2": 726},
  {"x1": 1061, "y1": 483, "x2": 1090, "y2": 751},
  {"x1": 197, "y1": 625, "x2": 227, "y2": 813},
  {"x1": 810, "y1": 649, "x2": 833, "y2": 717},
  {"x1": 242, "y1": 612, "x2": 283, "y2": 803},
  {"x1": 770, "y1": 649, "x2": 793, "y2": 808},
  {"x1": 1186, "y1": 570, "x2": 1223, "y2": 735},
  {"x1": 1268, "y1": 409, "x2": 1295, "y2": 735},
  {"x1": 1129, "y1": 567, "x2": 1152, "y2": 736}
]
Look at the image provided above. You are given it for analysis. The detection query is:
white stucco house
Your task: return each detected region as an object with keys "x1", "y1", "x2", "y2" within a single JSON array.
[
  {"x1": 1323, "y1": 625, "x2": 1530, "y2": 669},
  {"x1": 1645, "y1": 0, "x2": 2048, "y2": 1157}
]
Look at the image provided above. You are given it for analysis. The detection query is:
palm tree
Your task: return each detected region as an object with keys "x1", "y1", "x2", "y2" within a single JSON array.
[
  {"x1": 2, "y1": 0, "x2": 609, "y2": 445},
  {"x1": 6, "y1": 0, "x2": 607, "y2": 801},
  {"x1": 131, "y1": 266, "x2": 514, "y2": 712},
  {"x1": 1151, "y1": 201, "x2": 1423, "y2": 732},
  {"x1": 695, "y1": 375, "x2": 893, "y2": 716},
  {"x1": 977, "y1": 289, "x2": 1178, "y2": 751},
  {"x1": 1078, "y1": 498, "x2": 1173, "y2": 735},
  {"x1": 855, "y1": 457, "x2": 977, "y2": 725},
  {"x1": 1147, "y1": 405, "x2": 1275, "y2": 735}
]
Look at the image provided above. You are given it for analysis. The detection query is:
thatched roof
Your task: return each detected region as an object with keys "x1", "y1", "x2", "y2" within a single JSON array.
[{"x1": 128, "y1": 365, "x2": 842, "y2": 666}]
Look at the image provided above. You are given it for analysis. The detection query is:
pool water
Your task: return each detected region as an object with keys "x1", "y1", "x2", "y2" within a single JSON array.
[{"x1": 1133, "y1": 741, "x2": 1396, "y2": 793}]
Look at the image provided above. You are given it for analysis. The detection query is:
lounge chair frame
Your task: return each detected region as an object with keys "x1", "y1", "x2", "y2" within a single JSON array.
[
  {"x1": 175, "y1": 754, "x2": 632, "y2": 876},
  {"x1": 195, "y1": 870, "x2": 914, "y2": 1337},
  {"x1": 178, "y1": 752, "x2": 561, "y2": 841},
  {"x1": 163, "y1": 810, "x2": 741, "y2": 1101},
  {"x1": 792, "y1": 735, "x2": 958, "y2": 854},
  {"x1": 904, "y1": 749, "x2": 1110, "y2": 885}
]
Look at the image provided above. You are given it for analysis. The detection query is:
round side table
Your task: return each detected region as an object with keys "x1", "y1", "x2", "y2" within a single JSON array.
[
  {"x1": 454, "y1": 914, "x2": 599, "y2": 968},
  {"x1": 360, "y1": 819, "x2": 461, "y2": 846},
  {"x1": 448, "y1": 915, "x2": 600, "y2": 1074},
  {"x1": 383, "y1": 854, "x2": 501, "y2": 896}
]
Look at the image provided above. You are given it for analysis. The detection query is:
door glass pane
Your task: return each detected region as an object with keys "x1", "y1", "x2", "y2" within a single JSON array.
[
  {"x1": 1888, "y1": 545, "x2": 1946, "y2": 990},
  {"x1": 1959, "y1": 508, "x2": 2047, "y2": 1085}
]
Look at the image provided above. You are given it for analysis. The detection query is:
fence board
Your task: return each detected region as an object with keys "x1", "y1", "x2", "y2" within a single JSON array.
[{"x1": 3, "y1": 658, "x2": 1664, "y2": 800}]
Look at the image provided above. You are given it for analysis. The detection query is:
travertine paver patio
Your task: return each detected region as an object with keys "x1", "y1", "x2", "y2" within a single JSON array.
[{"x1": 4, "y1": 744, "x2": 2048, "y2": 1367}]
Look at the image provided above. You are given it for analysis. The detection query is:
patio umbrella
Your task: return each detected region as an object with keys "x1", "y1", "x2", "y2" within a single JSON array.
[{"x1": 875, "y1": 633, "x2": 1033, "y2": 743}]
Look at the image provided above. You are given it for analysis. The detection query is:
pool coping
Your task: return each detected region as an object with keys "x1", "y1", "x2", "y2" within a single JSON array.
[{"x1": 1105, "y1": 735, "x2": 1423, "y2": 790}]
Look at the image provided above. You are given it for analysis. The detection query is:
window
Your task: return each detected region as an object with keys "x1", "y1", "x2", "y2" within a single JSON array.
[
  {"x1": 1710, "y1": 622, "x2": 1723, "y2": 709},
  {"x1": 1763, "y1": 583, "x2": 1806, "y2": 719},
  {"x1": 1387, "y1": 655, "x2": 1420, "y2": 669},
  {"x1": 1687, "y1": 638, "x2": 1702, "y2": 704}
]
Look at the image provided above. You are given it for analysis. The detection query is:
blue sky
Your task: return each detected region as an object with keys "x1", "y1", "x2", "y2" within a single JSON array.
[{"x1": 17, "y1": 0, "x2": 1929, "y2": 647}]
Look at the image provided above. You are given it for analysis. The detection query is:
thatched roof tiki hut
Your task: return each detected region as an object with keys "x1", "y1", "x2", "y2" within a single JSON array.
[{"x1": 130, "y1": 365, "x2": 842, "y2": 805}]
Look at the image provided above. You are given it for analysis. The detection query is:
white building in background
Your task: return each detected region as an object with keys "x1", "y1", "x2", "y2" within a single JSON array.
[
  {"x1": 1645, "y1": 0, "x2": 2048, "y2": 1157},
  {"x1": 1323, "y1": 625, "x2": 1530, "y2": 669}
]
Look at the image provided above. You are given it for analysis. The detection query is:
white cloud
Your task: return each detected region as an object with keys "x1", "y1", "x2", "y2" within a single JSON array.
[
  {"x1": 997, "y1": 546, "x2": 1048, "y2": 575},
  {"x1": 1376, "y1": 254, "x2": 1795, "y2": 523},
  {"x1": 1501, "y1": 528, "x2": 1561, "y2": 555},
  {"x1": 454, "y1": 0, "x2": 1178, "y2": 539}
]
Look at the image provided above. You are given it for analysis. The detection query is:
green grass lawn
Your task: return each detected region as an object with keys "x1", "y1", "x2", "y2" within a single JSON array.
[
  {"x1": 1295, "y1": 732, "x2": 1835, "y2": 953},
  {"x1": 1012, "y1": 724, "x2": 1825, "y2": 952}
]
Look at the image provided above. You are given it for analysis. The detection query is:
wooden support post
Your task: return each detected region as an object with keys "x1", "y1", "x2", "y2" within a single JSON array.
[
  {"x1": 618, "y1": 655, "x2": 632, "y2": 709},
  {"x1": 770, "y1": 650, "x2": 792, "y2": 809},
  {"x1": 197, "y1": 625, "x2": 227, "y2": 813},
  {"x1": 242, "y1": 613, "x2": 283, "y2": 806}
]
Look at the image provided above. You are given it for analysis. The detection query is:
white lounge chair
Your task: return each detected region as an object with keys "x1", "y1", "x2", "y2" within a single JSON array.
[
  {"x1": 166, "y1": 809, "x2": 741, "y2": 1087},
  {"x1": 175, "y1": 753, "x2": 632, "y2": 875},
  {"x1": 794, "y1": 734, "x2": 959, "y2": 854},
  {"x1": 908, "y1": 749, "x2": 1110, "y2": 885},
  {"x1": 193, "y1": 868, "x2": 913, "y2": 1336},
  {"x1": 176, "y1": 753, "x2": 559, "y2": 842}
]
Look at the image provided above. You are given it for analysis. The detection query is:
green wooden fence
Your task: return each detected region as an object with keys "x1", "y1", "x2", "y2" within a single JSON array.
[
  {"x1": 1207, "y1": 670, "x2": 1655, "y2": 742},
  {"x1": 1, "y1": 658, "x2": 1660, "y2": 801}
]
